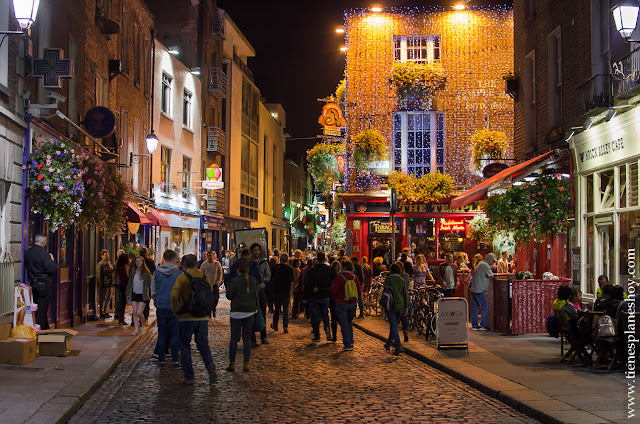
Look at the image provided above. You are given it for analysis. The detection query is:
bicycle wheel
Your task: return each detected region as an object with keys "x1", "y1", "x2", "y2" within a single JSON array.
[
  {"x1": 414, "y1": 305, "x2": 428, "y2": 336},
  {"x1": 429, "y1": 313, "x2": 437, "y2": 337}
]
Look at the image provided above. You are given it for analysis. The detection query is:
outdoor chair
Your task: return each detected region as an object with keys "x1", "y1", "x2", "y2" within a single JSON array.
[{"x1": 555, "y1": 309, "x2": 590, "y2": 365}]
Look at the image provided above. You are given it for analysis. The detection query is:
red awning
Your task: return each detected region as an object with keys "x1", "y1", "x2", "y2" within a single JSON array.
[
  {"x1": 450, "y1": 151, "x2": 557, "y2": 210},
  {"x1": 145, "y1": 209, "x2": 169, "y2": 226},
  {"x1": 126, "y1": 202, "x2": 152, "y2": 225}
]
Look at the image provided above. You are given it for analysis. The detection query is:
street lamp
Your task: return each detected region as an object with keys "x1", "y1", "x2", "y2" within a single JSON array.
[
  {"x1": 612, "y1": 0, "x2": 640, "y2": 40},
  {"x1": 145, "y1": 131, "x2": 158, "y2": 155},
  {"x1": 12, "y1": 0, "x2": 40, "y2": 30}
]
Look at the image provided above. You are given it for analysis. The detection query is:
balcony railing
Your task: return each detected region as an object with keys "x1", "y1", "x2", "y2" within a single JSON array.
[
  {"x1": 612, "y1": 47, "x2": 640, "y2": 99},
  {"x1": 211, "y1": 9, "x2": 226, "y2": 39},
  {"x1": 206, "y1": 189, "x2": 225, "y2": 214},
  {"x1": 207, "y1": 126, "x2": 226, "y2": 155},
  {"x1": 208, "y1": 66, "x2": 227, "y2": 99},
  {"x1": 577, "y1": 74, "x2": 611, "y2": 116}
]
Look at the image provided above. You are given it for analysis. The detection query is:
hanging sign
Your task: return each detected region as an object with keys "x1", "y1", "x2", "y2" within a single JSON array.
[
  {"x1": 32, "y1": 48, "x2": 74, "y2": 88},
  {"x1": 201, "y1": 164, "x2": 224, "y2": 189},
  {"x1": 438, "y1": 219, "x2": 465, "y2": 232},
  {"x1": 369, "y1": 218, "x2": 401, "y2": 235},
  {"x1": 482, "y1": 162, "x2": 509, "y2": 179},
  {"x1": 318, "y1": 102, "x2": 346, "y2": 136}
]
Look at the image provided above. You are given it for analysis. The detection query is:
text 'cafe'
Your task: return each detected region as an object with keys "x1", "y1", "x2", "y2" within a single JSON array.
[{"x1": 340, "y1": 192, "x2": 481, "y2": 264}]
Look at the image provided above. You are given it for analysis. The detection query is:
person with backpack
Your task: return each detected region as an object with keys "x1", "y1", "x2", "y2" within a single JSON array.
[
  {"x1": 150, "y1": 249, "x2": 183, "y2": 368},
  {"x1": 304, "y1": 252, "x2": 333, "y2": 342},
  {"x1": 271, "y1": 253, "x2": 295, "y2": 333},
  {"x1": 351, "y1": 256, "x2": 366, "y2": 319},
  {"x1": 251, "y1": 244, "x2": 271, "y2": 341},
  {"x1": 171, "y1": 254, "x2": 217, "y2": 385},
  {"x1": 331, "y1": 258, "x2": 362, "y2": 351},
  {"x1": 383, "y1": 262, "x2": 409, "y2": 355},
  {"x1": 226, "y1": 260, "x2": 259, "y2": 372},
  {"x1": 126, "y1": 255, "x2": 152, "y2": 336}
]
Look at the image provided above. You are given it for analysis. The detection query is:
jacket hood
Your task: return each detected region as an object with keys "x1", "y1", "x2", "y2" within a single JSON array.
[{"x1": 157, "y1": 263, "x2": 179, "y2": 275}]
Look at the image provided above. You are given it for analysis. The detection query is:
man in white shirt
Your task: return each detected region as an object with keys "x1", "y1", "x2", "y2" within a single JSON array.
[{"x1": 200, "y1": 251, "x2": 223, "y2": 317}]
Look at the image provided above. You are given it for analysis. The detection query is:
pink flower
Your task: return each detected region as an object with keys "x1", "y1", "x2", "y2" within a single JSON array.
[
  {"x1": 56, "y1": 151, "x2": 61, "y2": 155},
  {"x1": 534, "y1": 209, "x2": 539, "y2": 212},
  {"x1": 46, "y1": 155, "x2": 51, "y2": 160}
]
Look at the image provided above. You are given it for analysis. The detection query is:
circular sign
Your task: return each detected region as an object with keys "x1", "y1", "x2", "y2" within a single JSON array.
[
  {"x1": 84, "y1": 106, "x2": 116, "y2": 138},
  {"x1": 357, "y1": 204, "x2": 367, "y2": 212},
  {"x1": 482, "y1": 162, "x2": 509, "y2": 179}
]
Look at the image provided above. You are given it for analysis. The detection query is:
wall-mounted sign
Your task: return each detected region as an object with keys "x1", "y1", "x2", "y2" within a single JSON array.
[
  {"x1": 32, "y1": 48, "x2": 74, "y2": 88},
  {"x1": 398, "y1": 203, "x2": 480, "y2": 213},
  {"x1": 438, "y1": 219, "x2": 465, "y2": 232},
  {"x1": 84, "y1": 106, "x2": 116, "y2": 138},
  {"x1": 356, "y1": 204, "x2": 367, "y2": 212},
  {"x1": 201, "y1": 164, "x2": 224, "y2": 189},
  {"x1": 353, "y1": 220, "x2": 361, "y2": 230},
  {"x1": 369, "y1": 218, "x2": 401, "y2": 235},
  {"x1": 482, "y1": 162, "x2": 509, "y2": 179},
  {"x1": 318, "y1": 102, "x2": 346, "y2": 136}
]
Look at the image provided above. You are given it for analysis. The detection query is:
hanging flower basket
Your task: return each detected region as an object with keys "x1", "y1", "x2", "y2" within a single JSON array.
[
  {"x1": 307, "y1": 142, "x2": 345, "y2": 193},
  {"x1": 353, "y1": 129, "x2": 388, "y2": 171},
  {"x1": 470, "y1": 129, "x2": 509, "y2": 170},
  {"x1": 388, "y1": 171, "x2": 454, "y2": 204},
  {"x1": 391, "y1": 61, "x2": 446, "y2": 111},
  {"x1": 26, "y1": 138, "x2": 86, "y2": 231}
]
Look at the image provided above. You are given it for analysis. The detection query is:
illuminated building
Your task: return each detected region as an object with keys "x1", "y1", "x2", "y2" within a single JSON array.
[{"x1": 339, "y1": 5, "x2": 514, "y2": 264}]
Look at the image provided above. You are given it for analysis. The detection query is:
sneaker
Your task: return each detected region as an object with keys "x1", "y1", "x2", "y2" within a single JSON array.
[
  {"x1": 141, "y1": 328, "x2": 146, "y2": 335},
  {"x1": 472, "y1": 327, "x2": 480, "y2": 331},
  {"x1": 283, "y1": 328, "x2": 289, "y2": 334},
  {"x1": 343, "y1": 347, "x2": 353, "y2": 351},
  {"x1": 404, "y1": 333, "x2": 409, "y2": 343},
  {"x1": 325, "y1": 329, "x2": 332, "y2": 342},
  {"x1": 383, "y1": 343, "x2": 391, "y2": 351},
  {"x1": 311, "y1": 337, "x2": 321, "y2": 343},
  {"x1": 172, "y1": 362, "x2": 181, "y2": 369},
  {"x1": 393, "y1": 347, "x2": 404, "y2": 356},
  {"x1": 479, "y1": 327, "x2": 489, "y2": 331},
  {"x1": 152, "y1": 353, "x2": 159, "y2": 360},
  {"x1": 131, "y1": 330, "x2": 139, "y2": 336},
  {"x1": 207, "y1": 363, "x2": 217, "y2": 384},
  {"x1": 182, "y1": 379, "x2": 194, "y2": 385}
]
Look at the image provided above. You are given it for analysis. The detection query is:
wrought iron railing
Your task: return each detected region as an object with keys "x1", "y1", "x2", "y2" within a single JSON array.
[
  {"x1": 208, "y1": 67, "x2": 227, "y2": 99},
  {"x1": 211, "y1": 9, "x2": 226, "y2": 39},
  {"x1": 207, "y1": 126, "x2": 226, "y2": 155},
  {"x1": 206, "y1": 189, "x2": 225, "y2": 214},
  {"x1": 612, "y1": 47, "x2": 640, "y2": 99},
  {"x1": 0, "y1": 258, "x2": 15, "y2": 317},
  {"x1": 576, "y1": 74, "x2": 611, "y2": 115}
]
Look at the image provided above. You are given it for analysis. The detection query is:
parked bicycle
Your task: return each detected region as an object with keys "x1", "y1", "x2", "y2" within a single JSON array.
[
  {"x1": 413, "y1": 285, "x2": 444, "y2": 340},
  {"x1": 363, "y1": 273, "x2": 387, "y2": 317}
]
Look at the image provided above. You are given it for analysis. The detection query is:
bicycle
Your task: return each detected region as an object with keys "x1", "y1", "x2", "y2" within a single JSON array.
[
  {"x1": 413, "y1": 285, "x2": 443, "y2": 340},
  {"x1": 363, "y1": 273, "x2": 387, "y2": 317}
]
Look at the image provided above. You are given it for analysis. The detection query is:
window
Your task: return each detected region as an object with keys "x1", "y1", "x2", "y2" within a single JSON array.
[
  {"x1": 393, "y1": 35, "x2": 441, "y2": 63},
  {"x1": 143, "y1": 36, "x2": 150, "y2": 96},
  {"x1": 161, "y1": 73, "x2": 172, "y2": 115},
  {"x1": 392, "y1": 111, "x2": 445, "y2": 176},
  {"x1": 133, "y1": 23, "x2": 140, "y2": 85},
  {"x1": 524, "y1": 0, "x2": 536, "y2": 19},
  {"x1": 160, "y1": 146, "x2": 171, "y2": 194},
  {"x1": 548, "y1": 27, "x2": 561, "y2": 129},
  {"x1": 263, "y1": 134, "x2": 269, "y2": 212},
  {"x1": 121, "y1": 7, "x2": 129, "y2": 73},
  {"x1": 241, "y1": 78, "x2": 259, "y2": 140},
  {"x1": 132, "y1": 119, "x2": 140, "y2": 191},
  {"x1": 182, "y1": 156, "x2": 191, "y2": 199},
  {"x1": 183, "y1": 89, "x2": 192, "y2": 128},
  {"x1": 95, "y1": 75, "x2": 108, "y2": 106},
  {"x1": 0, "y1": 0, "x2": 9, "y2": 89},
  {"x1": 524, "y1": 50, "x2": 536, "y2": 148}
]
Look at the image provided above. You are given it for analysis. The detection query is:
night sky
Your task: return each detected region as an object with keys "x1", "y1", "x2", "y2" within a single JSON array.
[{"x1": 218, "y1": 0, "x2": 513, "y2": 143}]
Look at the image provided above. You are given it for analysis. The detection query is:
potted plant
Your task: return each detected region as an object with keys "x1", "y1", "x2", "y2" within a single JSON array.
[
  {"x1": 352, "y1": 129, "x2": 388, "y2": 171},
  {"x1": 470, "y1": 129, "x2": 509, "y2": 171},
  {"x1": 306, "y1": 142, "x2": 345, "y2": 194},
  {"x1": 388, "y1": 170, "x2": 454, "y2": 204},
  {"x1": 391, "y1": 61, "x2": 446, "y2": 110}
]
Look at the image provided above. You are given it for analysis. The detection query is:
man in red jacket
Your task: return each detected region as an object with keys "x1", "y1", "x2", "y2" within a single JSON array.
[{"x1": 331, "y1": 258, "x2": 362, "y2": 351}]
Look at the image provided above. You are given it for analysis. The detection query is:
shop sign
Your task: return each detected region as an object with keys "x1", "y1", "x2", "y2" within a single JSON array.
[
  {"x1": 438, "y1": 219, "x2": 465, "y2": 232},
  {"x1": 369, "y1": 218, "x2": 401, "y2": 235},
  {"x1": 398, "y1": 203, "x2": 480, "y2": 213},
  {"x1": 572, "y1": 108, "x2": 640, "y2": 174},
  {"x1": 482, "y1": 162, "x2": 509, "y2": 179},
  {"x1": 318, "y1": 102, "x2": 346, "y2": 136},
  {"x1": 436, "y1": 298, "x2": 469, "y2": 349},
  {"x1": 357, "y1": 204, "x2": 367, "y2": 212},
  {"x1": 201, "y1": 164, "x2": 224, "y2": 190},
  {"x1": 353, "y1": 220, "x2": 361, "y2": 230}
]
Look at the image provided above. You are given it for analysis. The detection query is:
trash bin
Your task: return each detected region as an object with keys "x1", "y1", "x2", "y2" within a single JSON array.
[{"x1": 492, "y1": 273, "x2": 514, "y2": 334}]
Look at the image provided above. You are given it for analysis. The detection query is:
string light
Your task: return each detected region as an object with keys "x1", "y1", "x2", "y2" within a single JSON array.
[{"x1": 343, "y1": 5, "x2": 514, "y2": 192}]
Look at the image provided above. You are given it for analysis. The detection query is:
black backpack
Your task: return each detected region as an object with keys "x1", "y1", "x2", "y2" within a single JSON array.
[
  {"x1": 178, "y1": 272, "x2": 215, "y2": 317},
  {"x1": 379, "y1": 284, "x2": 394, "y2": 311}
]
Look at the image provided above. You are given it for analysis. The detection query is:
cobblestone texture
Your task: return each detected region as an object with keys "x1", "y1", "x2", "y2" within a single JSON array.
[{"x1": 70, "y1": 300, "x2": 539, "y2": 424}]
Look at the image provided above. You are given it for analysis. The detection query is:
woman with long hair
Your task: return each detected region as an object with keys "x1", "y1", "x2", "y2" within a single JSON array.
[
  {"x1": 126, "y1": 255, "x2": 152, "y2": 336},
  {"x1": 226, "y1": 260, "x2": 258, "y2": 372},
  {"x1": 115, "y1": 252, "x2": 131, "y2": 325},
  {"x1": 412, "y1": 254, "x2": 434, "y2": 288}
]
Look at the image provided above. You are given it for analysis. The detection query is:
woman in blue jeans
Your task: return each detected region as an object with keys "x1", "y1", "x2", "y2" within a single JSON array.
[
  {"x1": 226, "y1": 260, "x2": 258, "y2": 372},
  {"x1": 331, "y1": 259, "x2": 362, "y2": 351},
  {"x1": 383, "y1": 262, "x2": 409, "y2": 355}
]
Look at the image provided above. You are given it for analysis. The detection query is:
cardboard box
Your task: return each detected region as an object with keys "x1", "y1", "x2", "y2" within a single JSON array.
[
  {"x1": 38, "y1": 329, "x2": 78, "y2": 357},
  {"x1": 0, "y1": 338, "x2": 37, "y2": 365},
  {"x1": 0, "y1": 324, "x2": 11, "y2": 340}
]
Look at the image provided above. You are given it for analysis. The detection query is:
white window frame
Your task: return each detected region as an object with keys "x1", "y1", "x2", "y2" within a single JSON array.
[
  {"x1": 183, "y1": 89, "x2": 192, "y2": 128},
  {"x1": 161, "y1": 73, "x2": 172, "y2": 115},
  {"x1": 393, "y1": 111, "x2": 446, "y2": 176},
  {"x1": 393, "y1": 35, "x2": 441, "y2": 63}
]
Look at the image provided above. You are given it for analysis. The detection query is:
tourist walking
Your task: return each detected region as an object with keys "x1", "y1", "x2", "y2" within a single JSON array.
[
  {"x1": 226, "y1": 260, "x2": 258, "y2": 372},
  {"x1": 271, "y1": 253, "x2": 295, "y2": 333},
  {"x1": 351, "y1": 256, "x2": 365, "y2": 319},
  {"x1": 115, "y1": 252, "x2": 130, "y2": 325},
  {"x1": 331, "y1": 259, "x2": 362, "y2": 351},
  {"x1": 25, "y1": 234, "x2": 57, "y2": 330},
  {"x1": 200, "y1": 251, "x2": 223, "y2": 318},
  {"x1": 126, "y1": 256, "x2": 152, "y2": 336},
  {"x1": 383, "y1": 262, "x2": 409, "y2": 355},
  {"x1": 171, "y1": 254, "x2": 217, "y2": 384},
  {"x1": 470, "y1": 253, "x2": 494, "y2": 331},
  {"x1": 304, "y1": 252, "x2": 333, "y2": 342},
  {"x1": 361, "y1": 257, "x2": 372, "y2": 294},
  {"x1": 97, "y1": 249, "x2": 114, "y2": 319}
]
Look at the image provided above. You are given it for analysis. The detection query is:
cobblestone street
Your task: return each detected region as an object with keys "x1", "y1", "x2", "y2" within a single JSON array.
[{"x1": 69, "y1": 299, "x2": 539, "y2": 424}]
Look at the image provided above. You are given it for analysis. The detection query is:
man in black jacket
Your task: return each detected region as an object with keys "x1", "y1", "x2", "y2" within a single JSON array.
[
  {"x1": 304, "y1": 252, "x2": 333, "y2": 342},
  {"x1": 25, "y1": 234, "x2": 57, "y2": 330},
  {"x1": 351, "y1": 256, "x2": 365, "y2": 319},
  {"x1": 271, "y1": 253, "x2": 294, "y2": 333}
]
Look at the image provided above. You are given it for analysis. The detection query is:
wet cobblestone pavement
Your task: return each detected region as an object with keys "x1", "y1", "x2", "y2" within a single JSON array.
[{"x1": 69, "y1": 299, "x2": 539, "y2": 424}]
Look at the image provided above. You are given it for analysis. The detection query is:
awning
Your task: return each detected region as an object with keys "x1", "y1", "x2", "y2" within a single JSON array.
[
  {"x1": 145, "y1": 209, "x2": 169, "y2": 226},
  {"x1": 450, "y1": 150, "x2": 558, "y2": 210},
  {"x1": 126, "y1": 202, "x2": 151, "y2": 225}
]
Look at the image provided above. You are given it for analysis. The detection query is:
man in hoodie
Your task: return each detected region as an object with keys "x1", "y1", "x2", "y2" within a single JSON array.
[
  {"x1": 200, "y1": 251, "x2": 223, "y2": 318},
  {"x1": 304, "y1": 252, "x2": 333, "y2": 342},
  {"x1": 151, "y1": 250, "x2": 183, "y2": 368},
  {"x1": 171, "y1": 254, "x2": 217, "y2": 385}
]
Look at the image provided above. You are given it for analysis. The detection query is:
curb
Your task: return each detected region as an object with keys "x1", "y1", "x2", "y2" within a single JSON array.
[
  {"x1": 52, "y1": 317, "x2": 157, "y2": 424},
  {"x1": 354, "y1": 322, "x2": 567, "y2": 424}
]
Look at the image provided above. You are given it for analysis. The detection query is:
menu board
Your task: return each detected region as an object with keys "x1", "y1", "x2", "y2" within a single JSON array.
[{"x1": 436, "y1": 298, "x2": 469, "y2": 349}]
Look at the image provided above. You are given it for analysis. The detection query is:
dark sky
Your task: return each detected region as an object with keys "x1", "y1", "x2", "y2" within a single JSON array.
[{"x1": 218, "y1": 0, "x2": 513, "y2": 141}]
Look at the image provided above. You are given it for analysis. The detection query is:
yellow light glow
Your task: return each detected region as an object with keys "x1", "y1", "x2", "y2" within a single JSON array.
[
  {"x1": 336, "y1": 27, "x2": 345, "y2": 33},
  {"x1": 371, "y1": 6, "x2": 382, "y2": 13},
  {"x1": 454, "y1": 4, "x2": 466, "y2": 10},
  {"x1": 340, "y1": 46, "x2": 348, "y2": 52}
]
